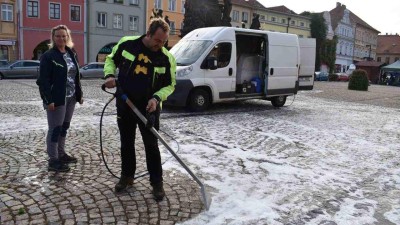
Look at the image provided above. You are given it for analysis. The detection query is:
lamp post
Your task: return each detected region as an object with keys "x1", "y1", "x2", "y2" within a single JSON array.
[
  {"x1": 287, "y1": 17, "x2": 291, "y2": 33},
  {"x1": 366, "y1": 44, "x2": 372, "y2": 61}
]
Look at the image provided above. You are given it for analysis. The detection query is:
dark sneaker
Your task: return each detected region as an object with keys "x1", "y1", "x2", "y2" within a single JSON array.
[
  {"x1": 48, "y1": 161, "x2": 70, "y2": 172},
  {"x1": 152, "y1": 182, "x2": 165, "y2": 201},
  {"x1": 115, "y1": 175, "x2": 134, "y2": 193},
  {"x1": 59, "y1": 154, "x2": 77, "y2": 164}
]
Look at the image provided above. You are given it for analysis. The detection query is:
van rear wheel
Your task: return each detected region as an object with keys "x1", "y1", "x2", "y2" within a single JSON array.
[
  {"x1": 188, "y1": 89, "x2": 210, "y2": 112},
  {"x1": 271, "y1": 96, "x2": 287, "y2": 107}
]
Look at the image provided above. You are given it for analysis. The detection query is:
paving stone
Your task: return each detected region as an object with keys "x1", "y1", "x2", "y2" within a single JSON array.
[{"x1": 0, "y1": 80, "x2": 204, "y2": 224}]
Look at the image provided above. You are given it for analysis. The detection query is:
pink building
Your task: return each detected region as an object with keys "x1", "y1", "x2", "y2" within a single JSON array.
[{"x1": 19, "y1": 0, "x2": 85, "y2": 63}]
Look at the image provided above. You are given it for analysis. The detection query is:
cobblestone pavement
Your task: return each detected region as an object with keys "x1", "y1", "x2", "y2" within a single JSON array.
[
  {"x1": 1, "y1": 79, "x2": 399, "y2": 224},
  {"x1": 0, "y1": 80, "x2": 203, "y2": 225}
]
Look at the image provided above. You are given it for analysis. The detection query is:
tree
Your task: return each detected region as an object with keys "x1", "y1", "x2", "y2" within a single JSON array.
[
  {"x1": 309, "y1": 13, "x2": 327, "y2": 71},
  {"x1": 181, "y1": 0, "x2": 232, "y2": 37}
]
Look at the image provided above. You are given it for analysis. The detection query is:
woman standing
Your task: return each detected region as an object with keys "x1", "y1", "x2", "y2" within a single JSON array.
[{"x1": 37, "y1": 25, "x2": 83, "y2": 172}]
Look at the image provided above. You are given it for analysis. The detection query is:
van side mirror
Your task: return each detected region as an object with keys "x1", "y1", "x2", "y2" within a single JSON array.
[{"x1": 207, "y1": 56, "x2": 218, "y2": 70}]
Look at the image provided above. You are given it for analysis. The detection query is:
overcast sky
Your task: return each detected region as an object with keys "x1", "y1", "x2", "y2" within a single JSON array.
[{"x1": 257, "y1": 0, "x2": 400, "y2": 35}]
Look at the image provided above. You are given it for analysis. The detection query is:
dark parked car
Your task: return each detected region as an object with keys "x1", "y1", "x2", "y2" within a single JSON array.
[
  {"x1": 0, "y1": 60, "x2": 40, "y2": 79},
  {"x1": 314, "y1": 71, "x2": 329, "y2": 81},
  {"x1": 79, "y1": 62, "x2": 105, "y2": 79}
]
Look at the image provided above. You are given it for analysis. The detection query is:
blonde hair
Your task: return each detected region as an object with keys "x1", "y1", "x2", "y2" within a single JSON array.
[{"x1": 49, "y1": 25, "x2": 74, "y2": 48}]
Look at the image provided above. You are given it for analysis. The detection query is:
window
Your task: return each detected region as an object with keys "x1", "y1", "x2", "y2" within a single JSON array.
[
  {"x1": 49, "y1": 3, "x2": 60, "y2": 19},
  {"x1": 114, "y1": 0, "x2": 123, "y2": 3},
  {"x1": 129, "y1": 16, "x2": 138, "y2": 30},
  {"x1": 1, "y1": 4, "x2": 13, "y2": 21},
  {"x1": 377, "y1": 57, "x2": 381, "y2": 62},
  {"x1": 27, "y1": 1, "x2": 38, "y2": 17},
  {"x1": 155, "y1": 0, "x2": 162, "y2": 9},
  {"x1": 232, "y1": 10, "x2": 239, "y2": 22},
  {"x1": 291, "y1": 20, "x2": 295, "y2": 25},
  {"x1": 300, "y1": 22, "x2": 305, "y2": 27},
  {"x1": 181, "y1": 0, "x2": 185, "y2": 13},
  {"x1": 242, "y1": 12, "x2": 248, "y2": 23},
  {"x1": 168, "y1": 0, "x2": 176, "y2": 11},
  {"x1": 385, "y1": 57, "x2": 390, "y2": 64},
  {"x1": 281, "y1": 18, "x2": 286, "y2": 24},
  {"x1": 259, "y1": 15, "x2": 265, "y2": 20},
  {"x1": 169, "y1": 21, "x2": 175, "y2": 34},
  {"x1": 70, "y1": 5, "x2": 80, "y2": 22},
  {"x1": 395, "y1": 57, "x2": 399, "y2": 62},
  {"x1": 206, "y1": 43, "x2": 232, "y2": 68},
  {"x1": 129, "y1": 0, "x2": 139, "y2": 5},
  {"x1": 0, "y1": 45, "x2": 8, "y2": 60},
  {"x1": 113, "y1": 14, "x2": 122, "y2": 29},
  {"x1": 97, "y1": 12, "x2": 107, "y2": 27}
]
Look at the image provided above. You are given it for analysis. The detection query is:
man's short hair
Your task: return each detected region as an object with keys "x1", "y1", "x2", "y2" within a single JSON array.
[{"x1": 148, "y1": 18, "x2": 170, "y2": 36}]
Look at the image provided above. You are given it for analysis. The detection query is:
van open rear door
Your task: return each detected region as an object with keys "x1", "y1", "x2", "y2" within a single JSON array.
[
  {"x1": 265, "y1": 32, "x2": 300, "y2": 96},
  {"x1": 298, "y1": 38, "x2": 316, "y2": 90}
]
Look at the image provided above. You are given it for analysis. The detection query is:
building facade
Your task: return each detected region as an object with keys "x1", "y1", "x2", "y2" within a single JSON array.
[
  {"x1": 18, "y1": 0, "x2": 85, "y2": 62},
  {"x1": 230, "y1": 0, "x2": 311, "y2": 38},
  {"x1": 352, "y1": 14, "x2": 379, "y2": 63},
  {"x1": 376, "y1": 34, "x2": 400, "y2": 64},
  {"x1": 329, "y1": 3, "x2": 355, "y2": 73},
  {"x1": 88, "y1": 0, "x2": 145, "y2": 62},
  {"x1": 146, "y1": 0, "x2": 185, "y2": 48},
  {"x1": 329, "y1": 2, "x2": 379, "y2": 73},
  {"x1": 0, "y1": 0, "x2": 18, "y2": 61}
]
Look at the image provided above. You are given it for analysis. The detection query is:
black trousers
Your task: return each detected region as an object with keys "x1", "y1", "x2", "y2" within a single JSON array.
[{"x1": 116, "y1": 98, "x2": 162, "y2": 185}]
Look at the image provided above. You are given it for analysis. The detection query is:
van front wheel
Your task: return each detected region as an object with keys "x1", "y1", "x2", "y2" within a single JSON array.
[
  {"x1": 271, "y1": 96, "x2": 287, "y2": 107},
  {"x1": 189, "y1": 89, "x2": 210, "y2": 111}
]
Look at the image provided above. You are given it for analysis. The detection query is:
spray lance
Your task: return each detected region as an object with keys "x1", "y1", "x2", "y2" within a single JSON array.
[{"x1": 100, "y1": 81, "x2": 210, "y2": 210}]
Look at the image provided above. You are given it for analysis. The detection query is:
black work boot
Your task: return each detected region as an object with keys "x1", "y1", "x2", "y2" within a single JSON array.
[
  {"x1": 115, "y1": 175, "x2": 133, "y2": 193},
  {"x1": 59, "y1": 154, "x2": 77, "y2": 164},
  {"x1": 48, "y1": 160, "x2": 70, "y2": 172},
  {"x1": 152, "y1": 182, "x2": 165, "y2": 201}
]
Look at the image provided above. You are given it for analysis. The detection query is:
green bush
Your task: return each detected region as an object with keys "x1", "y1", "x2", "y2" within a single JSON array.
[
  {"x1": 329, "y1": 74, "x2": 338, "y2": 81},
  {"x1": 348, "y1": 69, "x2": 369, "y2": 91}
]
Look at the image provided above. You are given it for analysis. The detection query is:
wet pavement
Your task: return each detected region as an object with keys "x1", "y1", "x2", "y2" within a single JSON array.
[
  {"x1": 1, "y1": 80, "x2": 399, "y2": 224},
  {"x1": 0, "y1": 80, "x2": 203, "y2": 225}
]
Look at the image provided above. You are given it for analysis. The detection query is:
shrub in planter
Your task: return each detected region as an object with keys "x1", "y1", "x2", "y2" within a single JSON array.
[
  {"x1": 348, "y1": 69, "x2": 369, "y2": 91},
  {"x1": 329, "y1": 74, "x2": 338, "y2": 81}
]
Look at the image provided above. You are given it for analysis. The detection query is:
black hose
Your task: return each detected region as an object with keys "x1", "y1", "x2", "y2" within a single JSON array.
[{"x1": 99, "y1": 84, "x2": 180, "y2": 180}]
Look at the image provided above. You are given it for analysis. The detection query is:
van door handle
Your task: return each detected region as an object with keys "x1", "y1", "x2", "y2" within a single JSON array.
[
  {"x1": 229, "y1": 68, "x2": 233, "y2": 76},
  {"x1": 270, "y1": 68, "x2": 274, "y2": 75}
]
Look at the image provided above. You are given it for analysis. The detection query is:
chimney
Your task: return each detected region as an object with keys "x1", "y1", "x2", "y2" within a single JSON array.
[
  {"x1": 336, "y1": 2, "x2": 341, "y2": 7},
  {"x1": 342, "y1": 4, "x2": 346, "y2": 9}
]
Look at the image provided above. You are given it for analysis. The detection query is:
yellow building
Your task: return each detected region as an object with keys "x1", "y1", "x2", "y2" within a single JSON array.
[
  {"x1": 146, "y1": 0, "x2": 185, "y2": 48},
  {"x1": 231, "y1": 0, "x2": 311, "y2": 38},
  {"x1": 0, "y1": 0, "x2": 18, "y2": 61}
]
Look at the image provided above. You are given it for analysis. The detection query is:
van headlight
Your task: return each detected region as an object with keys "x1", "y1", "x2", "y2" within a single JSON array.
[{"x1": 177, "y1": 65, "x2": 193, "y2": 77}]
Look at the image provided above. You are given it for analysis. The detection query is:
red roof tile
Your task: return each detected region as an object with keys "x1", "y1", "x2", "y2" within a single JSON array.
[{"x1": 377, "y1": 35, "x2": 400, "y2": 54}]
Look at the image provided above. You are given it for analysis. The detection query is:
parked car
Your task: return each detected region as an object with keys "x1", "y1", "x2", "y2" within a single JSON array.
[
  {"x1": 0, "y1": 60, "x2": 40, "y2": 80},
  {"x1": 79, "y1": 62, "x2": 105, "y2": 79},
  {"x1": 314, "y1": 71, "x2": 329, "y2": 81},
  {"x1": 336, "y1": 72, "x2": 350, "y2": 81},
  {"x1": 0, "y1": 60, "x2": 9, "y2": 67}
]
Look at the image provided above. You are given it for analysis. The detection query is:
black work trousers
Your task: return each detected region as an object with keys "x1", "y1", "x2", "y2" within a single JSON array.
[{"x1": 116, "y1": 98, "x2": 162, "y2": 185}]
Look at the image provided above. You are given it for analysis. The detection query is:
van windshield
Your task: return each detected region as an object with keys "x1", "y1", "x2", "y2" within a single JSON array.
[{"x1": 170, "y1": 40, "x2": 213, "y2": 66}]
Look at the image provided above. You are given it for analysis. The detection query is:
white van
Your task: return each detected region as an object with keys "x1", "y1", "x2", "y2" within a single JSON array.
[{"x1": 167, "y1": 27, "x2": 315, "y2": 111}]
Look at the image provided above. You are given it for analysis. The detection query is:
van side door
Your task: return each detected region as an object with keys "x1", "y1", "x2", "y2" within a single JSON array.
[{"x1": 202, "y1": 42, "x2": 235, "y2": 100}]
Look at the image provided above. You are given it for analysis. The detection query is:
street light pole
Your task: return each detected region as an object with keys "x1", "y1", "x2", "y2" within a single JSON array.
[{"x1": 287, "y1": 17, "x2": 291, "y2": 33}]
